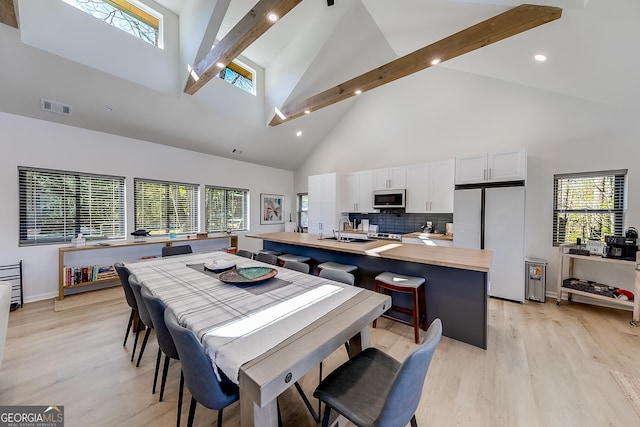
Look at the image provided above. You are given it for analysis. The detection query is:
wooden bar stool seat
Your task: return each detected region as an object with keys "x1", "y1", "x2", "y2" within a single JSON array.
[
  {"x1": 373, "y1": 271, "x2": 427, "y2": 344},
  {"x1": 317, "y1": 262, "x2": 358, "y2": 273}
]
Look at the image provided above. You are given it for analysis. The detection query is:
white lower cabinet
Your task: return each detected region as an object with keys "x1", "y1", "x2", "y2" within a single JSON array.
[{"x1": 401, "y1": 237, "x2": 452, "y2": 247}]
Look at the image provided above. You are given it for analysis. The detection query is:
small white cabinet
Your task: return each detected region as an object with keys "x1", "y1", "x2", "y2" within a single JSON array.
[
  {"x1": 455, "y1": 147, "x2": 526, "y2": 185},
  {"x1": 373, "y1": 166, "x2": 406, "y2": 190},
  {"x1": 341, "y1": 170, "x2": 374, "y2": 213},
  {"x1": 405, "y1": 160, "x2": 454, "y2": 213},
  {"x1": 308, "y1": 173, "x2": 338, "y2": 235}
]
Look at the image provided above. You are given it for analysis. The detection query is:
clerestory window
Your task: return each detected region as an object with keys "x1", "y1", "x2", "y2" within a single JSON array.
[
  {"x1": 218, "y1": 60, "x2": 256, "y2": 95},
  {"x1": 63, "y1": 0, "x2": 162, "y2": 47}
]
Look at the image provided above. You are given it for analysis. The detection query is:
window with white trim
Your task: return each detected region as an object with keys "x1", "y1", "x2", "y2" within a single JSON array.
[
  {"x1": 134, "y1": 178, "x2": 198, "y2": 235},
  {"x1": 205, "y1": 186, "x2": 249, "y2": 232},
  {"x1": 19, "y1": 167, "x2": 125, "y2": 245},
  {"x1": 63, "y1": 0, "x2": 162, "y2": 47},
  {"x1": 553, "y1": 170, "x2": 626, "y2": 245},
  {"x1": 218, "y1": 60, "x2": 255, "y2": 95}
]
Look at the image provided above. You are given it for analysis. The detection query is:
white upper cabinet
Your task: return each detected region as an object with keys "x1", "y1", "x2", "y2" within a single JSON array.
[
  {"x1": 455, "y1": 147, "x2": 526, "y2": 184},
  {"x1": 340, "y1": 170, "x2": 374, "y2": 213},
  {"x1": 308, "y1": 173, "x2": 338, "y2": 235},
  {"x1": 405, "y1": 159, "x2": 454, "y2": 213},
  {"x1": 373, "y1": 166, "x2": 406, "y2": 190}
]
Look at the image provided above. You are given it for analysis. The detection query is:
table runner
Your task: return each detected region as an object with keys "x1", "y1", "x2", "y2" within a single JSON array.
[{"x1": 125, "y1": 251, "x2": 361, "y2": 383}]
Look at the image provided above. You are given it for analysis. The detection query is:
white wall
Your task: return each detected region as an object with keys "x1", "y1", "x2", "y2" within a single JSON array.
[
  {"x1": 0, "y1": 112, "x2": 294, "y2": 302},
  {"x1": 295, "y1": 66, "x2": 640, "y2": 301}
]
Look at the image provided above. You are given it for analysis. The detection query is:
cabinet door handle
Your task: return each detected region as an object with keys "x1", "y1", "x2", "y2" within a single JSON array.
[
  {"x1": 489, "y1": 168, "x2": 492, "y2": 180},
  {"x1": 483, "y1": 169, "x2": 487, "y2": 180}
]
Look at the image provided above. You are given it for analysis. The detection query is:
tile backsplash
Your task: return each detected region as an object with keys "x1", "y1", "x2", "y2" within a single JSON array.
[{"x1": 348, "y1": 211, "x2": 453, "y2": 234}]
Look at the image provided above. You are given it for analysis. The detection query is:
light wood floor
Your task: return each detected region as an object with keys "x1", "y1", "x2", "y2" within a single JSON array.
[{"x1": 1, "y1": 295, "x2": 640, "y2": 427}]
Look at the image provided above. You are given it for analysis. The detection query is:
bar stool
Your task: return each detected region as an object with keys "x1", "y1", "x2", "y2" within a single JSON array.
[
  {"x1": 373, "y1": 271, "x2": 426, "y2": 344},
  {"x1": 277, "y1": 254, "x2": 310, "y2": 266},
  {"x1": 317, "y1": 261, "x2": 357, "y2": 274},
  {"x1": 254, "y1": 249, "x2": 282, "y2": 257}
]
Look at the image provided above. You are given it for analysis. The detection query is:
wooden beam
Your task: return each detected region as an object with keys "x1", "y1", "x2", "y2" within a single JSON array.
[
  {"x1": 0, "y1": 0, "x2": 18, "y2": 29},
  {"x1": 184, "y1": 0, "x2": 303, "y2": 95},
  {"x1": 269, "y1": 4, "x2": 562, "y2": 126}
]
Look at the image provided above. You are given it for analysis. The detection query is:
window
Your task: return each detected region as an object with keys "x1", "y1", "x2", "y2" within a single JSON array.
[
  {"x1": 63, "y1": 0, "x2": 162, "y2": 47},
  {"x1": 205, "y1": 186, "x2": 249, "y2": 232},
  {"x1": 134, "y1": 178, "x2": 198, "y2": 235},
  {"x1": 218, "y1": 60, "x2": 255, "y2": 95},
  {"x1": 298, "y1": 193, "x2": 308, "y2": 230},
  {"x1": 19, "y1": 167, "x2": 125, "y2": 245},
  {"x1": 553, "y1": 170, "x2": 626, "y2": 245}
]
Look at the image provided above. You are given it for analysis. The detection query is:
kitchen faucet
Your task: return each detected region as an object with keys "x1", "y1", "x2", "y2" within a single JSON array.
[{"x1": 335, "y1": 216, "x2": 351, "y2": 241}]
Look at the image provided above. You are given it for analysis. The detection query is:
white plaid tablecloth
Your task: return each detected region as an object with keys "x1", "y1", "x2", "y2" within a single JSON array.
[{"x1": 125, "y1": 251, "x2": 361, "y2": 383}]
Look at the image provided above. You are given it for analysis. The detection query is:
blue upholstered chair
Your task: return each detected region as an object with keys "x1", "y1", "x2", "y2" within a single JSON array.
[
  {"x1": 114, "y1": 262, "x2": 137, "y2": 348},
  {"x1": 164, "y1": 310, "x2": 239, "y2": 427},
  {"x1": 314, "y1": 318, "x2": 443, "y2": 427},
  {"x1": 127, "y1": 275, "x2": 154, "y2": 366},
  {"x1": 162, "y1": 244, "x2": 193, "y2": 257}
]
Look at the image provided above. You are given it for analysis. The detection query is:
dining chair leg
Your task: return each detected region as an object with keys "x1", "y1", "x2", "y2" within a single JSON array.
[
  {"x1": 217, "y1": 408, "x2": 223, "y2": 427},
  {"x1": 131, "y1": 326, "x2": 141, "y2": 362},
  {"x1": 410, "y1": 414, "x2": 418, "y2": 427},
  {"x1": 136, "y1": 328, "x2": 151, "y2": 367},
  {"x1": 187, "y1": 397, "x2": 197, "y2": 427},
  {"x1": 152, "y1": 348, "x2": 162, "y2": 394},
  {"x1": 321, "y1": 405, "x2": 331, "y2": 427},
  {"x1": 294, "y1": 381, "x2": 319, "y2": 423},
  {"x1": 159, "y1": 353, "x2": 171, "y2": 402},
  {"x1": 176, "y1": 370, "x2": 184, "y2": 427},
  {"x1": 123, "y1": 308, "x2": 134, "y2": 346}
]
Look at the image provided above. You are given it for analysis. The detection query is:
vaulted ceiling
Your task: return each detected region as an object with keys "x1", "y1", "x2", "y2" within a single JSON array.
[{"x1": 1, "y1": 0, "x2": 638, "y2": 171}]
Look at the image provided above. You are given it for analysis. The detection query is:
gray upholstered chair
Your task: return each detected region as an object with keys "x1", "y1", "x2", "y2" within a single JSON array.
[
  {"x1": 164, "y1": 310, "x2": 239, "y2": 427},
  {"x1": 236, "y1": 249, "x2": 253, "y2": 259},
  {"x1": 0, "y1": 281, "x2": 11, "y2": 370},
  {"x1": 314, "y1": 319, "x2": 442, "y2": 427},
  {"x1": 114, "y1": 262, "x2": 137, "y2": 348},
  {"x1": 319, "y1": 268, "x2": 355, "y2": 286},
  {"x1": 162, "y1": 244, "x2": 193, "y2": 257},
  {"x1": 255, "y1": 252, "x2": 278, "y2": 265},
  {"x1": 128, "y1": 275, "x2": 154, "y2": 366},
  {"x1": 283, "y1": 260, "x2": 310, "y2": 274}
]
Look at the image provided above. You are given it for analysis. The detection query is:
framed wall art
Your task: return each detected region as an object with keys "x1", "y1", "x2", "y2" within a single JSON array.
[{"x1": 260, "y1": 193, "x2": 284, "y2": 224}]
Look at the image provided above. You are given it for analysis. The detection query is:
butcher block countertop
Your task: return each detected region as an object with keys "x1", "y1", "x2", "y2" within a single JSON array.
[
  {"x1": 248, "y1": 232, "x2": 492, "y2": 272},
  {"x1": 402, "y1": 232, "x2": 454, "y2": 241}
]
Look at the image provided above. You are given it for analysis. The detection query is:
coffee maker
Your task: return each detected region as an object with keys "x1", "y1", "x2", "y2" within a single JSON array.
[{"x1": 604, "y1": 231, "x2": 638, "y2": 261}]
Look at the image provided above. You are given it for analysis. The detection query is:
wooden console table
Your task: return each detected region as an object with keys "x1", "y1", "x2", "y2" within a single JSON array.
[
  {"x1": 58, "y1": 235, "x2": 237, "y2": 300},
  {"x1": 556, "y1": 243, "x2": 640, "y2": 325}
]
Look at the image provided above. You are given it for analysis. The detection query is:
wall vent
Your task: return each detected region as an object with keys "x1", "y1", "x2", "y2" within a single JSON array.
[{"x1": 41, "y1": 98, "x2": 72, "y2": 116}]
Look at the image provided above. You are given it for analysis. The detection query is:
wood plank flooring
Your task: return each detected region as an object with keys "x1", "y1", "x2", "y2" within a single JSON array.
[{"x1": 1, "y1": 295, "x2": 640, "y2": 426}]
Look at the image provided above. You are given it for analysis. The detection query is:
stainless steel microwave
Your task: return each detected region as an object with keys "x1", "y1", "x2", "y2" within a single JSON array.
[{"x1": 373, "y1": 189, "x2": 406, "y2": 209}]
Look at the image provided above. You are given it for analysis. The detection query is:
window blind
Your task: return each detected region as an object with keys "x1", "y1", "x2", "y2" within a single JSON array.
[
  {"x1": 205, "y1": 186, "x2": 249, "y2": 232},
  {"x1": 134, "y1": 178, "x2": 199, "y2": 235},
  {"x1": 19, "y1": 167, "x2": 125, "y2": 245},
  {"x1": 552, "y1": 169, "x2": 626, "y2": 245}
]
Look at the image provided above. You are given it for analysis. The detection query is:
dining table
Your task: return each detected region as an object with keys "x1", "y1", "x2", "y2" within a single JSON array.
[{"x1": 124, "y1": 251, "x2": 391, "y2": 427}]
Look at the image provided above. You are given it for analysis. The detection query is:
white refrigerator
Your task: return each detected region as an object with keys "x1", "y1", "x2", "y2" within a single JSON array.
[{"x1": 453, "y1": 186, "x2": 525, "y2": 302}]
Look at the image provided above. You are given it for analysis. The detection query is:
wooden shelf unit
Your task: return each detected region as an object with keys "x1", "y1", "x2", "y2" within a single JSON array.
[
  {"x1": 556, "y1": 243, "x2": 640, "y2": 324},
  {"x1": 58, "y1": 234, "x2": 237, "y2": 300}
]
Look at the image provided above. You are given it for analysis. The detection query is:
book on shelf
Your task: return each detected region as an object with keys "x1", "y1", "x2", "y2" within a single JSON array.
[{"x1": 64, "y1": 265, "x2": 117, "y2": 287}]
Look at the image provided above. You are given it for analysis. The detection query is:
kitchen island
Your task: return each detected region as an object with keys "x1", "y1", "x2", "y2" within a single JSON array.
[{"x1": 248, "y1": 232, "x2": 492, "y2": 349}]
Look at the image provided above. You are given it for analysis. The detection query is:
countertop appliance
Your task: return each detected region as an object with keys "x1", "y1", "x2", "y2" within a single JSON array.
[
  {"x1": 372, "y1": 189, "x2": 405, "y2": 209},
  {"x1": 453, "y1": 184, "x2": 525, "y2": 302},
  {"x1": 367, "y1": 231, "x2": 402, "y2": 241},
  {"x1": 604, "y1": 236, "x2": 638, "y2": 261}
]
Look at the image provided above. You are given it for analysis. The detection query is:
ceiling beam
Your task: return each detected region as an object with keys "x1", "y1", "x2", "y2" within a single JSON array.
[
  {"x1": 184, "y1": 0, "x2": 303, "y2": 95},
  {"x1": 269, "y1": 4, "x2": 562, "y2": 126},
  {"x1": 0, "y1": 0, "x2": 18, "y2": 29}
]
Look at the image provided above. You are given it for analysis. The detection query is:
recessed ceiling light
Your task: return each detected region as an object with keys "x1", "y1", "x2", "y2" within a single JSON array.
[
  {"x1": 216, "y1": 62, "x2": 225, "y2": 68},
  {"x1": 296, "y1": 131, "x2": 302, "y2": 137},
  {"x1": 304, "y1": 110, "x2": 311, "y2": 114},
  {"x1": 534, "y1": 54, "x2": 547, "y2": 62},
  {"x1": 267, "y1": 12, "x2": 278, "y2": 22},
  {"x1": 431, "y1": 58, "x2": 441, "y2": 65},
  {"x1": 354, "y1": 89, "x2": 362, "y2": 95}
]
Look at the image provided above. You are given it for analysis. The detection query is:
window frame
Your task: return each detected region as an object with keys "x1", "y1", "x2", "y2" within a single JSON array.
[
  {"x1": 204, "y1": 185, "x2": 250, "y2": 233},
  {"x1": 18, "y1": 166, "x2": 126, "y2": 246},
  {"x1": 552, "y1": 169, "x2": 627, "y2": 246},
  {"x1": 297, "y1": 193, "x2": 308, "y2": 231},
  {"x1": 133, "y1": 178, "x2": 199, "y2": 236}
]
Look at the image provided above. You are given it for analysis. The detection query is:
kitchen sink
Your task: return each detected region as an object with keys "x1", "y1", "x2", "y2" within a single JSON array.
[{"x1": 319, "y1": 237, "x2": 371, "y2": 244}]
